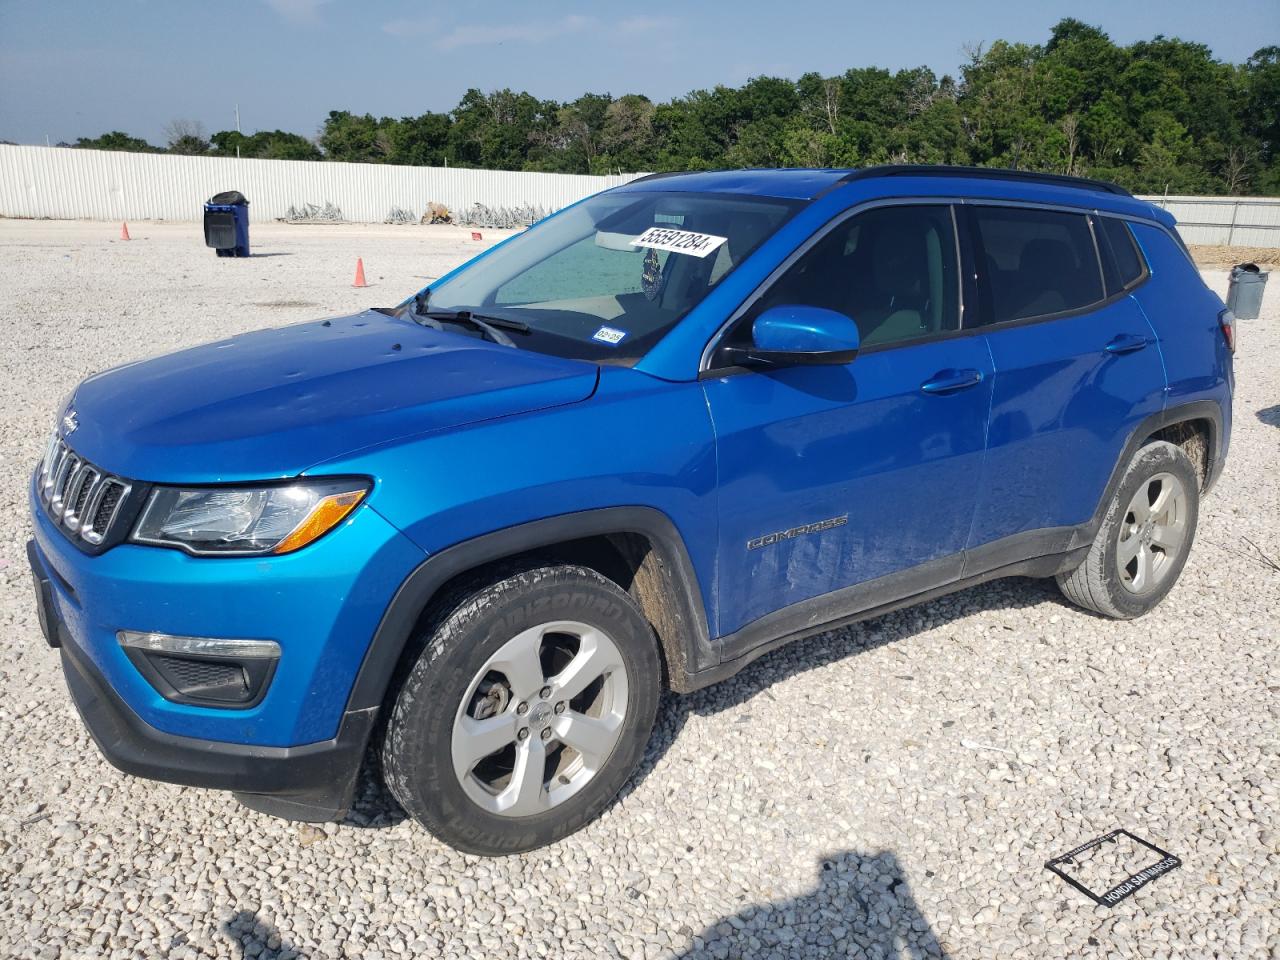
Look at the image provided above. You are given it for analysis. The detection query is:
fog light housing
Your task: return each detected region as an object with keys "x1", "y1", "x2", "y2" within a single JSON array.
[{"x1": 117, "y1": 631, "x2": 280, "y2": 708}]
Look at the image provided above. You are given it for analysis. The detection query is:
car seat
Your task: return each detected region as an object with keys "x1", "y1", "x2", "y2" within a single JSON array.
[{"x1": 1010, "y1": 238, "x2": 1073, "y2": 318}]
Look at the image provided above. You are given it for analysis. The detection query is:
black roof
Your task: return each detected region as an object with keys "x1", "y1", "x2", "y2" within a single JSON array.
[
  {"x1": 837, "y1": 164, "x2": 1132, "y2": 196},
  {"x1": 625, "y1": 164, "x2": 1133, "y2": 200}
]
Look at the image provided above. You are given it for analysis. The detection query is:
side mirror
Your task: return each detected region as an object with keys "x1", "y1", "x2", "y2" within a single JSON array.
[{"x1": 738, "y1": 305, "x2": 860, "y2": 367}]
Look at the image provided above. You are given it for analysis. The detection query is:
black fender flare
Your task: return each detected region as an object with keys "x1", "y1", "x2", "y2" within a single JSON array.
[
  {"x1": 1070, "y1": 398, "x2": 1225, "y2": 551},
  {"x1": 344, "y1": 506, "x2": 714, "y2": 715}
]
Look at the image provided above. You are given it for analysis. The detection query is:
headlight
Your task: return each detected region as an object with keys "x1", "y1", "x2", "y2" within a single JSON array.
[{"x1": 132, "y1": 479, "x2": 369, "y2": 556}]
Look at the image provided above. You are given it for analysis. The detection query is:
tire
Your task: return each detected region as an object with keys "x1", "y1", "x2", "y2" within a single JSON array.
[
  {"x1": 381, "y1": 563, "x2": 661, "y2": 855},
  {"x1": 1057, "y1": 440, "x2": 1200, "y2": 619}
]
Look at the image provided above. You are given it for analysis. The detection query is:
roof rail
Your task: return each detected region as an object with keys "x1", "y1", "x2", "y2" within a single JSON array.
[
  {"x1": 624, "y1": 170, "x2": 695, "y2": 185},
  {"x1": 840, "y1": 164, "x2": 1132, "y2": 197}
]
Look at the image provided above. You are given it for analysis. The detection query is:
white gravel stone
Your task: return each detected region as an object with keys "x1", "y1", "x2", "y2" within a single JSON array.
[{"x1": 0, "y1": 220, "x2": 1276, "y2": 959}]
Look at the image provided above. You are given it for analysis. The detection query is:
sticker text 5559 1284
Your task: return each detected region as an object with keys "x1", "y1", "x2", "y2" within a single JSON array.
[{"x1": 630, "y1": 226, "x2": 728, "y2": 259}]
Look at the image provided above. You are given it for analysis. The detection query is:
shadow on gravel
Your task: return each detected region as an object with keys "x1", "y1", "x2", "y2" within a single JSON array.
[
  {"x1": 677, "y1": 850, "x2": 947, "y2": 959},
  {"x1": 343, "y1": 750, "x2": 409, "y2": 829},
  {"x1": 1257, "y1": 403, "x2": 1280, "y2": 427},
  {"x1": 221, "y1": 910, "x2": 301, "y2": 959},
  {"x1": 248, "y1": 251, "x2": 294, "y2": 258}
]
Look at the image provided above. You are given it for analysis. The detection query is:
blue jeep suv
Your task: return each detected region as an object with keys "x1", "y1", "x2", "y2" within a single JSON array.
[{"x1": 28, "y1": 166, "x2": 1233, "y2": 854}]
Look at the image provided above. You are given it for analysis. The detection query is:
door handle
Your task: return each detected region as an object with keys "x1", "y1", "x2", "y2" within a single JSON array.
[
  {"x1": 920, "y1": 368, "x2": 984, "y2": 395},
  {"x1": 1105, "y1": 334, "x2": 1149, "y2": 355}
]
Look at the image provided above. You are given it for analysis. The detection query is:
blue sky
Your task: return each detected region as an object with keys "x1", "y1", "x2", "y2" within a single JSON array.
[{"x1": 1, "y1": 0, "x2": 1276, "y2": 146}]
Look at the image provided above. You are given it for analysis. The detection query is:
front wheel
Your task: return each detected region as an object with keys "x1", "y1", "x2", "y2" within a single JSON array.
[
  {"x1": 381, "y1": 564, "x2": 661, "y2": 855},
  {"x1": 1057, "y1": 440, "x2": 1200, "y2": 619}
]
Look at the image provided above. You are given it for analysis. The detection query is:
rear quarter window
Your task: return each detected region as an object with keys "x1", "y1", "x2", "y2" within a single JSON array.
[
  {"x1": 970, "y1": 206, "x2": 1104, "y2": 324},
  {"x1": 1096, "y1": 216, "x2": 1148, "y2": 294}
]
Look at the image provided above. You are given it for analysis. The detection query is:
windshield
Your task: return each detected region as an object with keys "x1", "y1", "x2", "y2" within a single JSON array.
[{"x1": 420, "y1": 190, "x2": 799, "y2": 364}]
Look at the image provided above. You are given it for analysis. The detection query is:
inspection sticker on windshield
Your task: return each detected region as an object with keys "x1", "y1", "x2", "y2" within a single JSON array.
[
  {"x1": 592, "y1": 325, "x2": 628, "y2": 346},
  {"x1": 630, "y1": 226, "x2": 728, "y2": 259}
]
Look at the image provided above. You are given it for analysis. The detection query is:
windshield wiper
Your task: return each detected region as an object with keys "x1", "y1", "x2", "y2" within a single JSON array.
[
  {"x1": 424, "y1": 311, "x2": 519, "y2": 347},
  {"x1": 430, "y1": 310, "x2": 529, "y2": 333},
  {"x1": 403, "y1": 290, "x2": 529, "y2": 347},
  {"x1": 418, "y1": 311, "x2": 530, "y2": 350}
]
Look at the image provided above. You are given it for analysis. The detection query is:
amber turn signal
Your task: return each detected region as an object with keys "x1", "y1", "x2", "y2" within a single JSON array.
[{"x1": 272, "y1": 489, "x2": 367, "y2": 554}]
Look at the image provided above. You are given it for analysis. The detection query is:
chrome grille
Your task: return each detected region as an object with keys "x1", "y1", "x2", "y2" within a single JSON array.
[{"x1": 37, "y1": 435, "x2": 131, "y2": 546}]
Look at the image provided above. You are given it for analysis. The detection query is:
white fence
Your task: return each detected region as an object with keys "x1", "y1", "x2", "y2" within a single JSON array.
[
  {"x1": 3, "y1": 145, "x2": 1279, "y2": 246},
  {"x1": 0, "y1": 144, "x2": 638, "y2": 224},
  {"x1": 1138, "y1": 194, "x2": 1280, "y2": 247}
]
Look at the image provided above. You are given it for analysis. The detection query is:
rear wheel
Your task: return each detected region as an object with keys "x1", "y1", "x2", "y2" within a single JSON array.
[
  {"x1": 1057, "y1": 440, "x2": 1199, "y2": 619},
  {"x1": 381, "y1": 564, "x2": 661, "y2": 855}
]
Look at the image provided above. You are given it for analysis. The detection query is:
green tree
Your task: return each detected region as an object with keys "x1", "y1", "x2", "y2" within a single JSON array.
[
  {"x1": 446, "y1": 88, "x2": 558, "y2": 170},
  {"x1": 387, "y1": 113, "x2": 453, "y2": 167},
  {"x1": 211, "y1": 130, "x2": 321, "y2": 161},
  {"x1": 318, "y1": 111, "x2": 395, "y2": 163},
  {"x1": 958, "y1": 40, "x2": 1052, "y2": 169},
  {"x1": 1131, "y1": 114, "x2": 1208, "y2": 194},
  {"x1": 163, "y1": 119, "x2": 210, "y2": 155},
  {"x1": 1242, "y1": 47, "x2": 1280, "y2": 191},
  {"x1": 542, "y1": 93, "x2": 614, "y2": 173},
  {"x1": 898, "y1": 95, "x2": 968, "y2": 165},
  {"x1": 1244, "y1": 47, "x2": 1280, "y2": 154},
  {"x1": 75, "y1": 131, "x2": 158, "y2": 152},
  {"x1": 599, "y1": 95, "x2": 657, "y2": 172}
]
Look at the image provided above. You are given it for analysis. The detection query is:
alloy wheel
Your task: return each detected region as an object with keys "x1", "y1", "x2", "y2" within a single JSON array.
[
  {"x1": 1116, "y1": 471, "x2": 1189, "y2": 594},
  {"x1": 450, "y1": 620, "x2": 629, "y2": 817}
]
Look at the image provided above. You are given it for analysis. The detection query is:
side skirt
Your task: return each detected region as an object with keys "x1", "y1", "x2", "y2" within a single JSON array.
[{"x1": 681, "y1": 542, "x2": 1086, "y2": 693}]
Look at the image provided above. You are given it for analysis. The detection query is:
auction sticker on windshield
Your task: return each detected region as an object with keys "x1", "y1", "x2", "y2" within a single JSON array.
[{"x1": 630, "y1": 226, "x2": 728, "y2": 259}]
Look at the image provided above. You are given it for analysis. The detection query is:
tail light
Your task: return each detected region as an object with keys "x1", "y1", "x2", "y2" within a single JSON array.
[{"x1": 1218, "y1": 309, "x2": 1236, "y2": 354}]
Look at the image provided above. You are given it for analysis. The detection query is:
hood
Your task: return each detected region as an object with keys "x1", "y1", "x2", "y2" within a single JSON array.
[{"x1": 65, "y1": 311, "x2": 599, "y2": 482}]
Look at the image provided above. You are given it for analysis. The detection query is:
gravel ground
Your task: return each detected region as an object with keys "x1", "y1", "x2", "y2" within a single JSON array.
[
  {"x1": 1190, "y1": 245, "x2": 1280, "y2": 269},
  {"x1": 0, "y1": 219, "x2": 1276, "y2": 960}
]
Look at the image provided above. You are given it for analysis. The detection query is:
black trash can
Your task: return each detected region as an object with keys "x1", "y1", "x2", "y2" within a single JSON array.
[
  {"x1": 1226, "y1": 263, "x2": 1268, "y2": 320},
  {"x1": 204, "y1": 190, "x2": 250, "y2": 257}
]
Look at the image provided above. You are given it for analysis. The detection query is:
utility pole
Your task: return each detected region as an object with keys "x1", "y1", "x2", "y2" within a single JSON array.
[{"x1": 235, "y1": 104, "x2": 241, "y2": 158}]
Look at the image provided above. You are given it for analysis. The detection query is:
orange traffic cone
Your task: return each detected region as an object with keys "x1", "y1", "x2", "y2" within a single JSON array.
[
  {"x1": 352, "y1": 258, "x2": 368, "y2": 288},
  {"x1": 120, "y1": 222, "x2": 131, "y2": 241}
]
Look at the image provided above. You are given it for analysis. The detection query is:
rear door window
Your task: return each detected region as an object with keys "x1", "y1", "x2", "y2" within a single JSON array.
[{"x1": 969, "y1": 207, "x2": 1104, "y2": 324}]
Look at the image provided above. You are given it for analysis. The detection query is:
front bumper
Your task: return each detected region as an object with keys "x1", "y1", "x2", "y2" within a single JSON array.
[
  {"x1": 28, "y1": 467, "x2": 426, "y2": 818},
  {"x1": 31, "y1": 540, "x2": 377, "y2": 819},
  {"x1": 29, "y1": 471, "x2": 423, "y2": 747}
]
